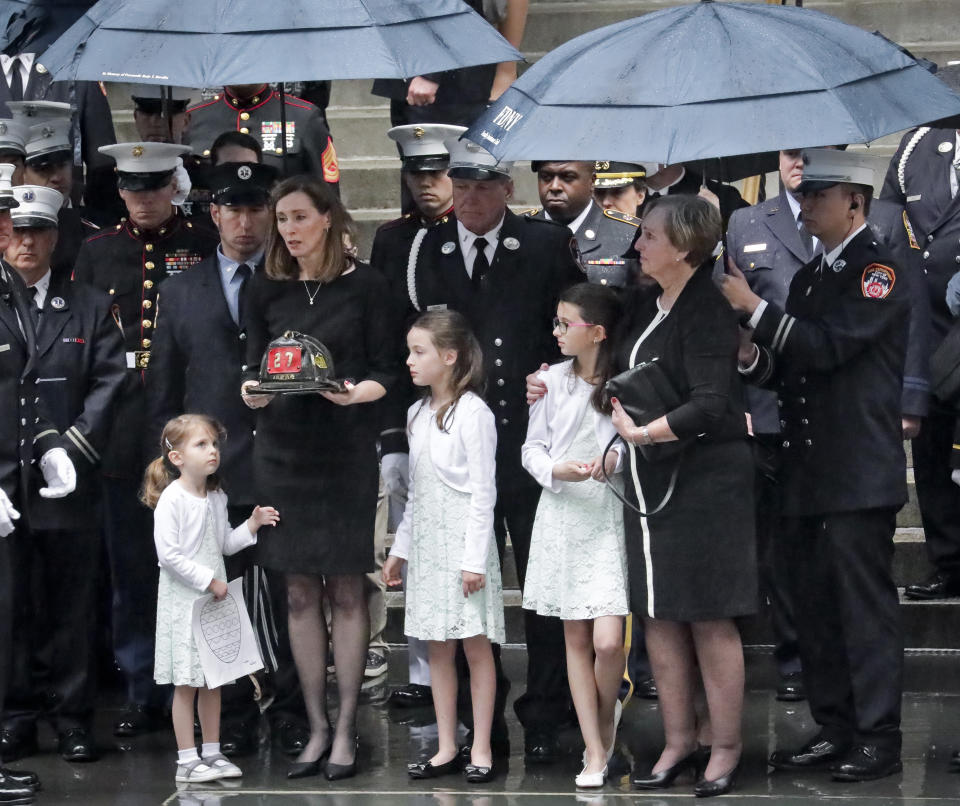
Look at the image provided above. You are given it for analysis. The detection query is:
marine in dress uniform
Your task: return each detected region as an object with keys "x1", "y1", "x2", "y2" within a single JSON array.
[
  {"x1": 0, "y1": 166, "x2": 73, "y2": 802},
  {"x1": 146, "y1": 161, "x2": 309, "y2": 757},
  {"x1": 2, "y1": 185, "x2": 125, "y2": 765},
  {"x1": 525, "y1": 160, "x2": 640, "y2": 288},
  {"x1": 593, "y1": 160, "x2": 648, "y2": 218},
  {"x1": 880, "y1": 125, "x2": 960, "y2": 600},
  {"x1": 371, "y1": 123, "x2": 462, "y2": 710},
  {"x1": 405, "y1": 137, "x2": 584, "y2": 761},
  {"x1": 72, "y1": 142, "x2": 218, "y2": 737},
  {"x1": 727, "y1": 150, "x2": 908, "y2": 782},
  {"x1": 184, "y1": 85, "x2": 340, "y2": 187},
  {"x1": 13, "y1": 102, "x2": 100, "y2": 279}
]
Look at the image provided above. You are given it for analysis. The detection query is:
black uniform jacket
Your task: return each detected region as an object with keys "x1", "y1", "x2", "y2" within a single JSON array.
[
  {"x1": 0, "y1": 262, "x2": 59, "y2": 507},
  {"x1": 745, "y1": 228, "x2": 909, "y2": 517},
  {"x1": 72, "y1": 213, "x2": 218, "y2": 476},
  {"x1": 52, "y1": 206, "x2": 99, "y2": 282},
  {"x1": 184, "y1": 87, "x2": 340, "y2": 186},
  {"x1": 147, "y1": 254, "x2": 257, "y2": 506},
  {"x1": 528, "y1": 200, "x2": 640, "y2": 287},
  {"x1": 646, "y1": 168, "x2": 748, "y2": 227},
  {"x1": 27, "y1": 275, "x2": 125, "y2": 529},
  {"x1": 407, "y1": 210, "x2": 584, "y2": 476}
]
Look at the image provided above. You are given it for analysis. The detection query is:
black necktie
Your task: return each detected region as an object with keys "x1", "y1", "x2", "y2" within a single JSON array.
[
  {"x1": 797, "y1": 212, "x2": 814, "y2": 260},
  {"x1": 236, "y1": 263, "x2": 252, "y2": 324},
  {"x1": 26, "y1": 285, "x2": 41, "y2": 331},
  {"x1": 9, "y1": 57, "x2": 23, "y2": 101},
  {"x1": 471, "y1": 237, "x2": 490, "y2": 291}
]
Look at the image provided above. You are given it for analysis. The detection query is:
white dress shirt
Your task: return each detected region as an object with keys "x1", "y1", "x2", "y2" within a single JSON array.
[
  {"x1": 0, "y1": 53, "x2": 33, "y2": 92},
  {"x1": 457, "y1": 215, "x2": 504, "y2": 278},
  {"x1": 786, "y1": 190, "x2": 820, "y2": 254},
  {"x1": 950, "y1": 131, "x2": 960, "y2": 198},
  {"x1": 153, "y1": 482, "x2": 257, "y2": 592},
  {"x1": 522, "y1": 360, "x2": 624, "y2": 493},
  {"x1": 390, "y1": 391, "x2": 497, "y2": 575},
  {"x1": 26, "y1": 268, "x2": 51, "y2": 309},
  {"x1": 543, "y1": 200, "x2": 593, "y2": 236}
]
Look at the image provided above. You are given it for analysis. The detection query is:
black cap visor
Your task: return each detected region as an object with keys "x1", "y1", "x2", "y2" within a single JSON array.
[
  {"x1": 12, "y1": 215, "x2": 57, "y2": 229},
  {"x1": 26, "y1": 148, "x2": 71, "y2": 169},
  {"x1": 401, "y1": 154, "x2": 450, "y2": 173},
  {"x1": 447, "y1": 166, "x2": 509, "y2": 181},
  {"x1": 117, "y1": 169, "x2": 176, "y2": 191},
  {"x1": 212, "y1": 187, "x2": 271, "y2": 206}
]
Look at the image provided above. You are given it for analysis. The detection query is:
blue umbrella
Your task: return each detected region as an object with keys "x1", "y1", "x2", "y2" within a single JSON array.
[
  {"x1": 36, "y1": 0, "x2": 521, "y2": 86},
  {"x1": 465, "y1": 0, "x2": 960, "y2": 165}
]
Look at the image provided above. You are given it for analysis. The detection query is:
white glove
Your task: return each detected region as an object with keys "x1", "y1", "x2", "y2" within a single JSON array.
[
  {"x1": 952, "y1": 469, "x2": 960, "y2": 488},
  {"x1": 0, "y1": 488, "x2": 19, "y2": 537},
  {"x1": 39, "y1": 447, "x2": 76, "y2": 498},
  {"x1": 171, "y1": 158, "x2": 192, "y2": 207},
  {"x1": 381, "y1": 452, "x2": 410, "y2": 499}
]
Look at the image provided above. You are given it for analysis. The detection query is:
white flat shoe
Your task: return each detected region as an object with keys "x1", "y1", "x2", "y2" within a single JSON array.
[{"x1": 575, "y1": 764, "x2": 608, "y2": 788}]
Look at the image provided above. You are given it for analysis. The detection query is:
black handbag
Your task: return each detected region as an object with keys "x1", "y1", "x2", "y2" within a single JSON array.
[{"x1": 930, "y1": 320, "x2": 960, "y2": 404}]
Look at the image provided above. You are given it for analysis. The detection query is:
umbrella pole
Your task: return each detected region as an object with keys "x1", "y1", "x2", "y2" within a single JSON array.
[
  {"x1": 280, "y1": 82, "x2": 289, "y2": 175},
  {"x1": 163, "y1": 85, "x2": 174, "y2": 142}
]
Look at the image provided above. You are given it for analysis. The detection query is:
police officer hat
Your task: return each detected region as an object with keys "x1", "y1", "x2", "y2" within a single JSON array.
[
  {"x1": 797, "y1": 148, "x2": 874, "y2": 194},
  {"x1": 594, "y1": 161, "x2": 647, "y2": 189},
  {"x1": 10, "y1": 185, "x2": 62, "y2": 228},
  {"x1": 7, "y1": 100, "x2": 72, "y2": 124},
  {"x1": 388, "y1": 124, "x2": 465, "y2": 172},
  {"x1": 445, "y1": 137, "x2": 512, "y2": 180},
  {"x1": 131, "y1": 87, "x2": 193, "y2": 115},
  {"x1": 99, "y1": 142, "x2": 192, "y2": 191},
  {"x1": 0, "y1": 164, "x2": 20, "y2": 210},
  {"x1": 0, "y1": 119, "x2": 27, "y2": 158},
  {"x1": 209, "y1": 162, "x2": 277, "y2": 206},
  {"x1": 24, "y1": 117, "x2": 72, "y2": 168}
]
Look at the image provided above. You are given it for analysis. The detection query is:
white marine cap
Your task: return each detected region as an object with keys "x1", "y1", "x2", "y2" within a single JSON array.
[
  {"x1": 445, "y1": 136, "x2": 513, "y2": 180},
  {"x1": 98, "y1": 142, "x2": 191, "y2": 190},
  {"x1": 388, "y1": 124, "x2": 466, "y2": 172},
  {"x1": 11, "y1": 185, "x2": 63, "y2": 227},
  {"x1": 798, "y1": 148, "x2": 875, "y2": 193},
  {"x1": 0, "y1": 164, "x2": 19, "y2": 210},
  {"x1": 7, "y1": 100, "x2": 72, "y2": 124},
  {"x1": 25, "y1": 117, "x2": 72, "y2": 165},
  {"x1": 0, "y1": 119, "x2": 27, "y2": 157}
]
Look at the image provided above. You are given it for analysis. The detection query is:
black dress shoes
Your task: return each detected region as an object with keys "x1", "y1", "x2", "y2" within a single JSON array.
[
  {"x1": 273, "y1": 720, "x2": 310, "y2": 755},
  {"x1": 0, "y1": 769, "x2": 35, "y2": 805},
  {"x1": 58, "y1": 728, "x2": 98, "y2": 763},
  {"x1": 904, "y1": 571, "x2": 960, "y2": 600},
  {"x1": 408, "y1": 754, "x2": 461, "y2": 779},
  {"x1": 776, "y1": 672, "x2": 806, "y2": 702},
  {"x1": 635, "y1": 677, "x2": 659, "y2": 700},
  {"x1": 220, "y1": 721, "x2": 258, "y2": 757},
  {"x1": 769, "y1": 736, "x2": 849, "y2": 770},
  {"x1": 0, "y1": 770, "x2": 38, "y2": 791},
  {"x1": 388, "y1": 684, "x2": 433, "y2": 708},
  {"x1": 831, "y1": 744, "x2": 902, "y2": 782},
  {"x1": 112, "y1": 704, "x2": 162, "y2": 737},
  {"x1": 632, "y1": 748, "x2": 700, "y2": 789},
  {"x1": 0, "y1": 729, "x2": 37, "y2": 764},
  {"x1": 694, "y1": 762, "x2": 739, "y2": 797},
  {"x1": 523, "y1": 732, "x2": 559, "y2": 765}
]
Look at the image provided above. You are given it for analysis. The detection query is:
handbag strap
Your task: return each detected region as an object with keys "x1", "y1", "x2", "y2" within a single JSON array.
[{"x1": 600, "y1": 433, "x2": 680, "y2": 517}]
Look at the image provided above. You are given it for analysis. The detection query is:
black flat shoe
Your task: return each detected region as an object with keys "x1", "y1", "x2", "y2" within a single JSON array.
[
  {"x1": 287, "y1": 743, "x2": 332, "y2": 779},
  {"x1": 632, "y1": 748, "x2": 699, "y2": 789},
  {"x1": 694, "y1": 762, "x2": 739, "y2": 797},
  {"x1": 324, "y1": 739, "x2": 358, "y2": 781},
  {"x1": 408, "y1": 754, "x2": 461, "y2": 779},
  {"x1": 464, "y1": 762, "x2": 494, "y2": 783},
  {"x1": 388, "y1": 684, "x2": 433, "y2": 708}
]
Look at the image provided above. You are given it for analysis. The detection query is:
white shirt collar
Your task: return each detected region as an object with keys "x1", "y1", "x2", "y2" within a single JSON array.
[
  {"x1": 0, "y1": 53, "x2": 33, "y2": 86},
  {"x1": 822, "y1": 223, "x2": 868, "y2": 268},
  {"x1": 544, "y1": 200, "x2": 593, "y2": 235},
  {"x1": 785, "y1": 190, "x2": 802, "y2": 221},
  {"x1": 27, "y1": 268, "x2": 51, "y2": 308}
]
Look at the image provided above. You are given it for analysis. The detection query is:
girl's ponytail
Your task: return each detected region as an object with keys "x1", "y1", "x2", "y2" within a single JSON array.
[{"x1": 141, "y1": 454, "x2": 175, "y2": 510}]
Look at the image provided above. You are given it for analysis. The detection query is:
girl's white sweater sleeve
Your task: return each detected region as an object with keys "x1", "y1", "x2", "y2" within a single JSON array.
[
  {"x1": 154, "y1": 495, "x2": 215, "y2": 593},
  {"x1": 215, "y1": 492, "x2": 258, "y2": 556},
  {"x1": 460, "y1": 403, "x2": 498, "y2": 574},
  {"x1": 521, "y1": 383, "x2": 561, "y2": 493}
]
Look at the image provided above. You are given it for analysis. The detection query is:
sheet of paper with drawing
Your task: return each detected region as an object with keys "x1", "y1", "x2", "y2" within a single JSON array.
[{"x1": 191, "y1": 577, "x2": 263, "y2": 689}]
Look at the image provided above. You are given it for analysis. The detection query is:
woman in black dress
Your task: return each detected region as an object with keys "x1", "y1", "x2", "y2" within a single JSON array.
[
  {"x1": 241, "y1": 176, "x2": 397, "y2": 780},
  {"x1": 610, "y1": 196, "x2": 756, "y2": 797}
]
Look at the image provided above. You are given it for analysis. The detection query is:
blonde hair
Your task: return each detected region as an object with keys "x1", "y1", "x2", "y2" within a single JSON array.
[
  {"x1": 644, "y1": 194, "x2": 722, "y2": 267},
  {"x1": 265, "y1": 175, "x2": 356, "y2": 283},
  {"x1": 141, "y1": 414, "x2": 226, "y2": 509},
  {"x1": 409, "y1": 310, "x2": 485, "y2": 432}
]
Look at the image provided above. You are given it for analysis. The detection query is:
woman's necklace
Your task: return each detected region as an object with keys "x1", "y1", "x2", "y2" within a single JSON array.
[{"x1": 302, "y1": 280, "x2": 322, "y2": 305}]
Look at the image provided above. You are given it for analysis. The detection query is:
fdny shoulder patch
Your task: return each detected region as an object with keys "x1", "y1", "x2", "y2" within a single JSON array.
[{"x1": 861, "y1": 263, "x2": 896, "y2": 299}]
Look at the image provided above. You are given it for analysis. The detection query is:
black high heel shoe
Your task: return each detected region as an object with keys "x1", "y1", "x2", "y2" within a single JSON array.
[
  {"x1": 694, "y1": 761, "x2": 740, "y2": 798},
  {"x1": 631, "y1": 748, "x2": 700, "y2": 789},
  {"x1": 287, "y1": 742, "x2": 332, "y2": 779},
  {"x1": 324, "y1": 738, "x2": 359, "y2": 781}
]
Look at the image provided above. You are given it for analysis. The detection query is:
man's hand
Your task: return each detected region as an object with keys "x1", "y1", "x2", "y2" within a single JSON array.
[
  {"x1": 902, "y1": 416, "x2": 922, "y2": 440},
  {"x1": 39, "y1": 447, "x2": 76, "y2": 498},
  {"x1": 526, "y1": 363, "x2": 549, "y2": 405},
  {"x1": 0, "y1": 488, "x2": 19, "y2": 537},
  {"x1": 719, "y1": 258, "x2": 763, "y2": 316},
  {"x1": 241, "y1": 380, "x2": 274, "y2": 409},
  {"x1": 406, "y1": 76, "x2": 439, "y2": 106}
]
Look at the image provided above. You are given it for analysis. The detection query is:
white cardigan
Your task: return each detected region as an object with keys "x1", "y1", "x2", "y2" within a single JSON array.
[
  {"x1": 390, "y1": 391, "x2": 497, "y2": 575},
  {"x1": 153, "y1": 482, "x2": 257, "y2": 592},
  {"x1": 522, "y1": 360, "x2": 623, "y2": 493}
]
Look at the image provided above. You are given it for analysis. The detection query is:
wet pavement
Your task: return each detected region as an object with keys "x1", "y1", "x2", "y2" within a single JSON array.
[{"x1": 12, "y1": 648, "x2": 960, "y2": 805}]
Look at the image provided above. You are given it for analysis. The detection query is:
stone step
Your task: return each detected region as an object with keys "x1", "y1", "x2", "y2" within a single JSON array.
[{"x1": 326, "y1": 105, "x2": 395, "y2": 158}]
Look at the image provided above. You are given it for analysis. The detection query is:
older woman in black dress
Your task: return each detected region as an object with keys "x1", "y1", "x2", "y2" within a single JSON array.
[
  {"x1": 610, "y1": 195, "x2": 756, "y2": 797},
  {"x1": 241, "y1": 176, "x2": 397, "y2": 780}
]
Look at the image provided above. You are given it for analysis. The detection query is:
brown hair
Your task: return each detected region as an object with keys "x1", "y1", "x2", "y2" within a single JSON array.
[
  {"x1": 644, "y1": 194, "x2": 721, "y2": 267},
  {"x1": 409, "y1": 310, "x2": 485, "y2": 432},
  {"x1": 265, "y1": 174, "x2": 357, "y2": 282},
  {"x1": 140, "y1": 414, "x2": 226, "y2": 509}
]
